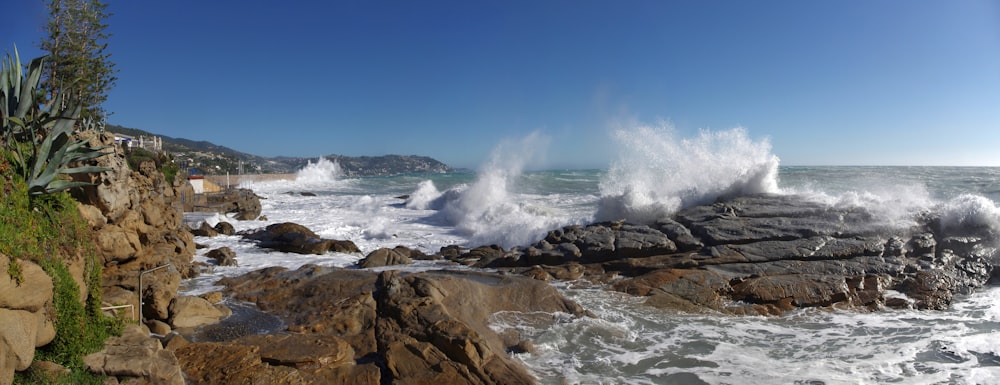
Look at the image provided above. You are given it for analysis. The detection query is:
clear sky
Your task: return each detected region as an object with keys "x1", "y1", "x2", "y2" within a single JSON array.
[{"x1": 5, "y1": 1, "x2": 1000, "y2": 169}]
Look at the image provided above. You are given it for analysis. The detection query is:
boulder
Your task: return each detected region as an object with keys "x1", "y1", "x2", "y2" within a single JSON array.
[
  {"x1": 214, "y1": 221, "x2": 236, "y2": 236},
  {"x1": 243, "y1": 222, "x2": 360, "y2": 255},
  {"x1": 357, "y1": 247, "x2": 413, "y2": 268},
  {"x1": 83, "y1": 324, "x2": 184, "y2": 385},
  {"x1": 190, "y1": 222, "x2": 218, "y2": 237},
  {"x1": 0, "y1": 259, "x2": 53, "y2": 312},
  {"x1": 142, "y1": 269, "x2": 181, "y2": 322},
  {"x1": 168, "y1": 296, "x2": 227, "y2": 329},
  {"x1": 0, "y1": 309, "x2": 54, "y2": 372},
  {"x1": 206, "y1": 247, "x2": 238, "y2": 267}
]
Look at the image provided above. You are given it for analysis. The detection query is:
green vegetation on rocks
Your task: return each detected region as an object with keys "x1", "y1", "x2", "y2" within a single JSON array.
[
  {"x1": 2, "y1": 48, "x2": 121, "y2": 383},
  {"x1": 1, "y1": 157, "x2": 122, "y2": 384}
]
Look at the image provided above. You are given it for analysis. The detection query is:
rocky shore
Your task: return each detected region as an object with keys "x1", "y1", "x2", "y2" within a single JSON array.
[
  {"x1": 4, "y1": 132, "x2": 998, "y2": 384},
  {"x1": 168, "y1": 192, "x2": 999, "y2": 384}
]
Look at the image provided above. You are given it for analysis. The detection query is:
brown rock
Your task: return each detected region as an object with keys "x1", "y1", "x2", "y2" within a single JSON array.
[
  {"x1": 168, "y1": 296, "x2": 226, "y2": 329},
  {"x1": 146, "y1": 319, "x2": 171, "y2": 335},
  {"x1": 358, "y1": 247, "x2": 413, "y2": 268},
  {"x1": 161, "y1": 333, "x2": 189, "y2": 352},
  {"x1": 244, "y1": 222, "x2": 360, "y2": 255},
  {"x1": 0, "y1": 259, "x2": 53, "y2": 312},
  {"x1": 206, "y1": 247, "x2": 238, "y2": 267},
  {"x1": 96, "y1": 225, "x2": 141, "y2": 263},
  {"x1": 175, "y1": 342, "x2": 308, "y2": 385},
  {"x1": 238, "y1": 334, "x2": 354, "y2": 370},
  {"x1": 77, "y1": 203, "x2": 108, "y2": 229},
  {"x1": 26, "y1": 360, "x2": 70, "y2": 384},
  {"x1": 731, "y1": 274, "x2": 852, "y2": 308},
  {"x1": 199, "y1": 291, "x2": 224, "y2": 304},
  {"x1": 190, "y1": 222, "x2": 218, "y2": 237},
  {"x1": 214, "y1": 265, "x2": 588, "y2": 384},
  {"x1": 84, "y1": 324, "x2": 184, "y2": 385},
  {"x1": 0, "y1": 309, "x2": 52, "y2": 372},
  {"x1": 214, "y1": 221, "x2": 236, "y2": 236},
  {"x1": 142, "y1": 270, "x2": 181, "y2": 321}
]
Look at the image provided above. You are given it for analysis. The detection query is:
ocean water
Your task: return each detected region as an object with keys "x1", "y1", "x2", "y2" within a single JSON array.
[{"x1": 182, "y1": 126, "x2": 1000, "y2": 385}]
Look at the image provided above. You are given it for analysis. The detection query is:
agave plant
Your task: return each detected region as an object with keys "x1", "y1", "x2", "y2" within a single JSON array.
[
  {"x1": 0, "y1": 47, "x2": 43, "y2": 146},
  {"x1": 1, "y1": 47, "x2": 109, "y2": 196}
]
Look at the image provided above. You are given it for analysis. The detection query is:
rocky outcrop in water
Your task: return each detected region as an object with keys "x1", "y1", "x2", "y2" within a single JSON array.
[
  {"x1": 243, "y1": 222, "x2": 360, "y2": 255},
  {"x1": 476, "y1": 194, "x2": 998, "y2": 315},
  {"x1": 175, "y1": 265, "x2": 587, "y2": 384}
]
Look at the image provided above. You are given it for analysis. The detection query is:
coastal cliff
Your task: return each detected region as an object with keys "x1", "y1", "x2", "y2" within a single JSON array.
[{"x1": 0, "y1": 131, "x2": 197, "y2": 384}]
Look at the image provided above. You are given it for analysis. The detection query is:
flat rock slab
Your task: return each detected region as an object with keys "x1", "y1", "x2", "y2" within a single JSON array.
[{"x1": 493, "y1": 193, "x2": 999, "y2": 314}]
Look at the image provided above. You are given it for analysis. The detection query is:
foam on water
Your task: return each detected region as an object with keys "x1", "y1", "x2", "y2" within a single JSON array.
[
  {"x1": 495, "y1": 283, "x2": 1000, "y2": 385},
  {"x1": 596, "y1": 123, "x2": 780, "y2": 223}
]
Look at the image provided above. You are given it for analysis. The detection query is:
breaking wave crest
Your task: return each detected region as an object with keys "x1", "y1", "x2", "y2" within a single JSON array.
[
  {"x1": 404, "y1": 132, "x2": 575, "y2": 247},
  {"x1": 596, "y1": 123, "x2": 780, "y2": 223},
  {"x1": 295, "y1": 157, "x2": 343, "y2": 185}
]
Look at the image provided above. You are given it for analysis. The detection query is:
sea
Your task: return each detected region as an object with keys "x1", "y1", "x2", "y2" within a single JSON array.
[{"x1": 181, "y1": 127, "x2": 1000, "y2": 385}]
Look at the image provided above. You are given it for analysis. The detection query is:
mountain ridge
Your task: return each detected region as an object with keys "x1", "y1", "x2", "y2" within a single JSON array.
[{"x1": 105, "y1": 124, "x2": 452, "y2": 176}]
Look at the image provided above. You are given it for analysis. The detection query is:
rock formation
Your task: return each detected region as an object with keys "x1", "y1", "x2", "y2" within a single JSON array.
[
  {"x1": 192, "y1": 188, "x2": 262, "y2": 220},
  {"x1": 0, "y1": 258, "x2": 55, "y2": 385},
  {"x1": 71, "y1": 131, "x2": 198, "y2": 324},
  {"x1": 175, "y1": 265, "x2": 588, "y2": 384},
  {"x1": 83, "y1": 324, "x2": 184, "y2": 385},
  {"x1": 242, "y1": 222, "x2": 360, "y2": 255},
  {"x1": 357, "y1": 246, "x2": 417, "y2": 268},
  {"x1": 479, "y1": 194, "x2": 998, "y2": 315}
]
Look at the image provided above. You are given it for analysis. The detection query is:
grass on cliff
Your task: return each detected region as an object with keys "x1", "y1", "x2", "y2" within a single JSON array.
[{"x1": 2, "y1": 151, "x2": 124, "y2": 384}]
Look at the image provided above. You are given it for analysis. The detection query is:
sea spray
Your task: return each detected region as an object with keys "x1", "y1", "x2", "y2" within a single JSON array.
[
  {"x1": 404, "y1": 180, "x2": 443, "y2": 210},
  {"x1": 295, "y1": 157, "x2": 343, "y2": 185},
  {"x1": 596, "y1": 123, "x2": 779, "y2": 223},
  {"x1": 409, "y1": 132, "x2": 580, "y2": 247}
]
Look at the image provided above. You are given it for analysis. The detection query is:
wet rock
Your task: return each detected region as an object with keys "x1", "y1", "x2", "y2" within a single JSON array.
[
  {"x1": 208, "y1": 265, "x2": 588, "y2": 384},
  {"x1": 357, "y1": 247, "x2": 413, "y2": 268},
  {"x1": 243, "y1": 222, "x2": 360, "y2": 255},
  {"x1": 213, "y1": 221, "x2": 236, "y2": 236},
  {"x1": 206, "y1": 247, "x2": 238, "y2": 267},
  {"x1": 190, "y1": 222, "x2": 218, "y2": 237},
  {"x1": 513, "y1": 222, "x2": 677, "y2": 267},
  {"x1": 507, "y1": 194, "x2": 1000, "y2": 315}
]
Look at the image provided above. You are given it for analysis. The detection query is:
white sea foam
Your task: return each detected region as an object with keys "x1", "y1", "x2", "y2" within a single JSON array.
[
  {"x1": 596, "y1": 123, "x2": 779, "y2": 223},
  {"x1": 404, "y1": 180, "x2": 443, "y2": 210},
  {"x1": 940, "y1": 194, "x2": 1000, "y2": 233},
  {"x1": 505, "y1": 283, "x2": 1000, "y2": 385},
  {"x1": 403, "y1": 132, "x2": 586, "y2": 247},
  {"x1": 295, "y1": 157, "x2": 342, "y2": 185}
]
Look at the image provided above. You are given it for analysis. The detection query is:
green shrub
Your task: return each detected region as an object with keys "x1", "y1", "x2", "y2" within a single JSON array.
[{"x1": 3, "y1": 151, "x2": 122, "y2": 384}]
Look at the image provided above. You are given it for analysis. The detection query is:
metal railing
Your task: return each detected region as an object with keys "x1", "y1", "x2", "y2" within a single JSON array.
[
  {"x1": 100, "y1": 304, "x2": 136, "y2": 321},
  {"x1": 138, "y1": 264, "x2": 172, "y2": 323}
]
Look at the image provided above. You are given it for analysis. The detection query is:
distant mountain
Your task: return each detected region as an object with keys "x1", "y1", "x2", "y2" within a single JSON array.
[{"x1": 105, "y1": 124, "x2": 452, "y2": 176}]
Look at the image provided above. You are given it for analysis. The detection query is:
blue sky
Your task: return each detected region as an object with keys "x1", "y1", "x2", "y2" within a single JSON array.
[{"x1": 5, "y1": 1, "x2": 1000, "y2": 169}]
